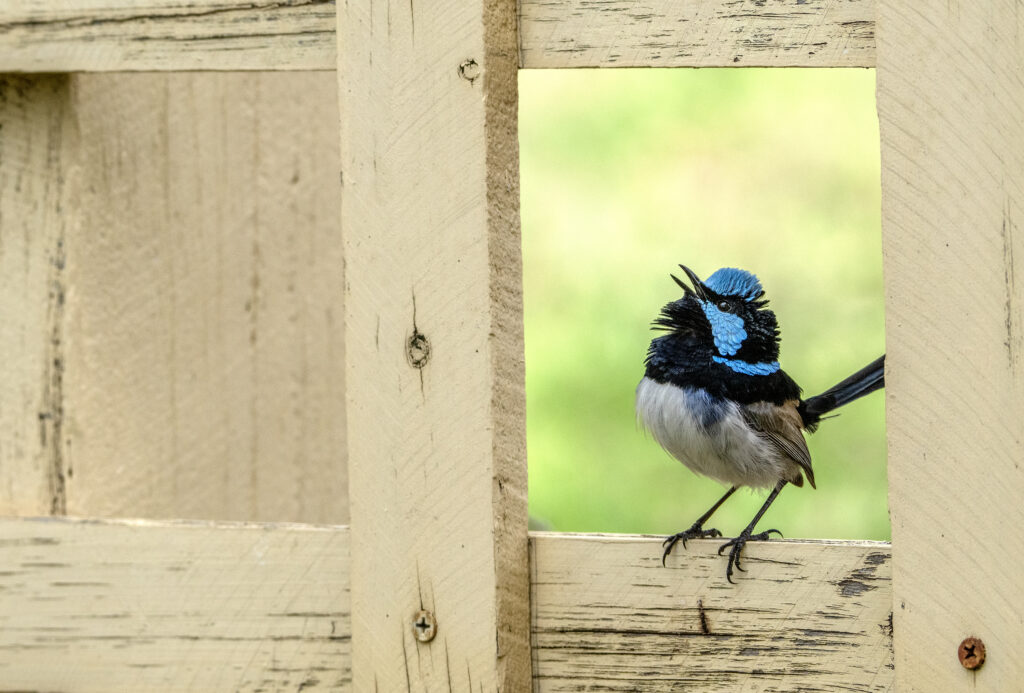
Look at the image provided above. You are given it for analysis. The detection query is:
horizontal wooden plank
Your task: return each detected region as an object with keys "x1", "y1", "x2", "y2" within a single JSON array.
[
  {"x1": 0, "y1": 0, "x2": 337, "y2": 72},
  {"x1": 0, "y1": 520, "x2": 892, "y2": 691},
  {"x1": 519, "y1": 0, "x2": 876, "y2": 68},
  {"x1": 0, "y1": 517, "x2": 351, "y2": 692},
  {"x1": 0, "y1": 0, "x2": 876, "y2": 71},
  {"x1": 531, "y1": 533, "x2": 894, "y2": 692}
]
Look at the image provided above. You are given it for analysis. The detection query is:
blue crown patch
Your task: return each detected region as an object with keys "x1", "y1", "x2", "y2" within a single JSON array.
[{"x1": 704, "y1": 267, "x2": 763, "y2": 302}]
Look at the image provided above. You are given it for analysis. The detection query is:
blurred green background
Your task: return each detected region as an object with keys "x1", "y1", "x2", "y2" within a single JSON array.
[{"x1": 518, "y1": 69, "x2": 888, "y2": 541}]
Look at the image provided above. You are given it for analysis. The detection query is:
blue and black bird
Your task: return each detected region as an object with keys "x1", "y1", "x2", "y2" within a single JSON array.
[{"x1": 636, "y1": 264, "x2": 884, "y2": 583}]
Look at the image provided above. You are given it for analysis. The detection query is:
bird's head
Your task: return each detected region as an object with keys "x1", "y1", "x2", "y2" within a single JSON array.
[{"x1": 652, "y1": 265, "x2": 782, "y2": 367}]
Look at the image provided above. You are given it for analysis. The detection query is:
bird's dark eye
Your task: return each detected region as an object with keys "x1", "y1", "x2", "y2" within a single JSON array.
[{"x1": 717, "y1": 300, "x2": 732, "y2": 312}]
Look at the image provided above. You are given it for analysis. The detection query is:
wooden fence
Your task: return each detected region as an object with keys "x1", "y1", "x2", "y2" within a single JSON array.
[{"x1": 0, "y1": 1, "x2": 1019, "y2": 691}]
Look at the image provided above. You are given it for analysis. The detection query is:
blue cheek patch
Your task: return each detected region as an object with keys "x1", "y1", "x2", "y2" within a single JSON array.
[
  {"x1": 701, "y1": 302, "x2": 746, "y2": 356},
  {"x1": 712, "y1": 355, "x2": 780, "y2": 375}
]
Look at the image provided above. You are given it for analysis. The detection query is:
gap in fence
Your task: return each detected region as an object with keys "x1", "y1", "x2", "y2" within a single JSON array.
[{"x1": 519, "y1": 68, "x2": 888, "y2": 541}]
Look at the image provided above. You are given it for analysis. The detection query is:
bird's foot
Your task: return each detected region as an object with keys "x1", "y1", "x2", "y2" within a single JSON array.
[
  {"x1": 717, "y1": 528, "x2": 783, "y2": 584},
  {"x1": 661, "y1": 525, "x2": 723, "y2": 566}
]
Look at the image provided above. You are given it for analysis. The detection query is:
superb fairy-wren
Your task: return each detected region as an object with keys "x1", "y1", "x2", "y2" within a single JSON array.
[{"x1": 636, "y1": 264, "x2": 884, "y2": 583}]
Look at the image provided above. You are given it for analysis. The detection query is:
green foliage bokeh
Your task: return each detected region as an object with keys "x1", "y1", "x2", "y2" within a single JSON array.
[{"x1": 519, "y1": 69, "x2": 888, "y2": 541}]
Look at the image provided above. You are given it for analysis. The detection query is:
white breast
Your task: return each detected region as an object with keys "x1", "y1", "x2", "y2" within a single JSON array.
[{"x1": 635, "y1": 377, "x2": 786, "y2": 489}]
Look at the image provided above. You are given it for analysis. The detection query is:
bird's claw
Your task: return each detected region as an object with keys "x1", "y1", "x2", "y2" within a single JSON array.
[
  {"x1": 717, "y1": 529, "x2": 782, "y2": 583},
  {"x1": 661, "y1": 525, "x2": 723, "y2": 566}
]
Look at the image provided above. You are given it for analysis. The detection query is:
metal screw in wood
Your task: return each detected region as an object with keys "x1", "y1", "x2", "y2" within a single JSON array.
[
  {"x1": 458, "y1": 59, "x2": 480, "y2": 83},
  {"x1": 413, "y1": 610, "x2": 437, "y2": 643},
  {"x1": 407, "y1": 331, "x2": 430, "y2": 369},
  {"x1": 958, "y1": 637, "x2": 985, "y2": 670}
]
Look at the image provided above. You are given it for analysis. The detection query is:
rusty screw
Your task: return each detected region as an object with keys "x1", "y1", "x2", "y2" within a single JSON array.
[
  {"x1": 958, "y1": 637, "x2": 985, "y2": 670},
  {"x1": 413, "y1": 609, "x2": 437, "y2": 643}
]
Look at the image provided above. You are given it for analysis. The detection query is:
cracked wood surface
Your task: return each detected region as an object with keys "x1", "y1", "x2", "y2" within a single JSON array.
[
  {"x1": 0, "y1": 523, "x2": 892, "y2": 692},
  {"x1": 877, "y1": 0, "x2": 1024, "y2": 690},
  {"x1": 0, "y1": 517, "x2": 351, "y2": 692},
  {"x1": 532, "y1": 533, "x2": 894, "y2": 692},
  {"x1": 0, "y1": 0, "x2": 876, "y2": 71},
  {"x1": 0, "y1": 0, "x2": 338, "y2": 71},
  {"x1": 0, "y1": 76, "x2": 75, "y2": 516},
  {"x1": 519, "y1": 0, "x2": 875, "y2": 68}
]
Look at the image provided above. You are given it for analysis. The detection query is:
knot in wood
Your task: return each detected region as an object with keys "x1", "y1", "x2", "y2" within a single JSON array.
[
  {"x1": 958, "y1": 636, "x2": 985, "y2": 670},
  {"x1": 407, "y1": 330, "x2": 430, "y2": 369},
  {"x1": 413, "y1": 609, "x2": 437, "y2": 643}
]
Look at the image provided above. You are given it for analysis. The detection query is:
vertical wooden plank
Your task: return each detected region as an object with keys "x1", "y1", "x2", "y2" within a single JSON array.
[
  {"x1": 877, "y1": 2, "x2": 1024, "y2": 690},
  {"x1": 338, "y1": 0, "x2": 529, "y2": 690},
  {"x1": 0, "y1": 75, "x2": 75, "y2": 516},
  {"x1": 61, "y1": 73, "x2": 348, "y2": 523}
]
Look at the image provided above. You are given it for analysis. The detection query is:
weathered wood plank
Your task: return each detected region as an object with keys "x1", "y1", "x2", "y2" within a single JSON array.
[
  {"x1": 0, "y1": 76, "x2": 75, "y2": 517},
  {"x1": 0, "y1": 0, "x2": 877, "y2": 71},
  {"x1": 0, "y1": 517, "x2": 351, "y2": 692},
  {"x1": 519, "y1": 0, "x2": 876, "y2": 68},
  {"x1": 0, "y1": 73, "x2": 347, "y2": 522},
  {"x1": 58, "y1": 73, "x2": 347, "y2": 524},
  {"x1": 338, "y1": 0, "x2": 529, "y2": 690},
  {"x1": 0, "y1": 524, "x2": 892, "y2": 692},
  {"x1": 532, "y1": 533, "x2": 894, "y2": 692},
  {"x1": 0, "y1": 0, "x2": 336, "y2": 72},
  {"x1": 877, "y1": 1, "x2": 1024, "y2": 691}
]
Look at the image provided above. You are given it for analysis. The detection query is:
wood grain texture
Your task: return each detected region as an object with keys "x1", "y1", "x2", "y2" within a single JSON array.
[
  {"x1": 519, "y1": 0, "x2": 875, "y2": 68},
  {"x1": 338, "y1": 0, "x2": 529, "y2": 690},
  {"x1": 62, "y1": 73, "x2": 347, "y2": 523},
  {"x1": 0, "y1": 0, "x2": 336, "y2": 71},
  {"x1": 0, "y1": 0, "x2": 877, "y2": 71},
  {"x1": 877, "y1": 1, "x2": 1024, "y2": 691},
  {"x1": 0, "y1": 517, "x2": 350, "y2": 692},
  {"x1": 0, "y1": 524, "x2": 892, "y2": 692},
  {"x1": 532, "y1": 533, "x2": 893, "y2": 692},
  {"x1": 0, "y1": 76, "x2": 75, "y2": 517}
]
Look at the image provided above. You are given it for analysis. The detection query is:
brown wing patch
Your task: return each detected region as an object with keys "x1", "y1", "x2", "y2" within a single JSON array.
[{"x1": 741, "y1": 400, "x2": 816, "y2": 488}]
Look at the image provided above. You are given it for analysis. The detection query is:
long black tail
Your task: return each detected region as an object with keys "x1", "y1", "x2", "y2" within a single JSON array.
[{"x1": 798, "y1": 355, "x2": 885, "y2": 431}]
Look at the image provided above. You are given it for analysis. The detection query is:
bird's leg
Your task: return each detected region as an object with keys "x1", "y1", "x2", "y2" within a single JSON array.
[
  {"x1": 717, "y1": 480, "x2": 787, "y2": 584},
  {"x1": 662, "y1": 486, "x2": 737, "y2": 566}
]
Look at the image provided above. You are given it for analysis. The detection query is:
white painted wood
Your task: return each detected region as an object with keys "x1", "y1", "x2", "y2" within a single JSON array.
[
  {"x1": 0, "y1": 517, "x2": 351, "y2": 692},
  {"x1": 532, "y1": 533, "x2": 893, "y2": 692},
  {"x1": 0, "y1": 523, "x2": 893, "y2": 692},
  {"x1": 877, "y1": 1, "x2": 1024, "y2": 690},
  {"x1": 519, "y1": 0, "x2": 875, "y2": 68},
  {"x1": 59, "y1": 73, "x2": 347, "y2": 524},
  {"x1": 0, "y1": 0, "x2": 876, "y2": 71},
  {"x1": 338, "y1": 0, "x2": 529, "y2": 689},
  {"x1": 0, "y1": 76, "x2": 75, "y2": 516}
]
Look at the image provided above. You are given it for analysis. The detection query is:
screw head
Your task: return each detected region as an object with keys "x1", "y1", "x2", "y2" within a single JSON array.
[
  {"x1": 958, "y1": 637, "x2": 985, "y2": 670},
  {"x1": 407, "y1": 331, "x2": 430, "y2": 369},
  {"x1": 413, "y1": 609, "x2": 437, "y2": 643},
  {"x1": 458, "y1": 59, "x2": 481, "y2": 83}
]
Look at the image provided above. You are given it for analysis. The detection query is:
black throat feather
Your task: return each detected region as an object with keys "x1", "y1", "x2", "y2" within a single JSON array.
[{"x1": 644, "y1": 298, "x2": 801, "y2": 405}]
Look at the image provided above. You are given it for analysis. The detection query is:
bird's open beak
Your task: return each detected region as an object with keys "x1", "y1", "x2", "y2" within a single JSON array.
[{"x1": 671, "y1": 265, "x2": 708, "y2": 300}]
